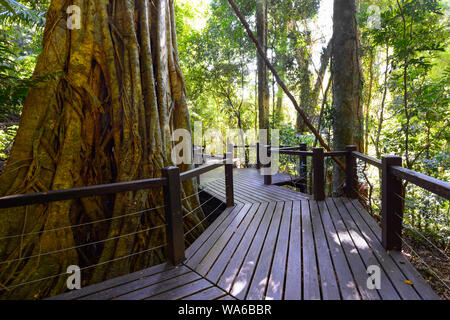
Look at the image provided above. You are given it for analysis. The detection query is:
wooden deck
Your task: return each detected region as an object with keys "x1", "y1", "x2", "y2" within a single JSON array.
[{"x1": 52, "y1": 168, "x2": 439, "y2": 300}]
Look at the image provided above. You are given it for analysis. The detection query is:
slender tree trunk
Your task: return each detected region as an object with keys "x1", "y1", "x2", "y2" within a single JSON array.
[
  {"x1": 331, "y1": 0, "x2": 362, "y2": 195},
  {"x1": 0, "y1": 0, "x2": 203, "y2": 299},
  {"x1": 364, "y1": 49, "x2": 375, "y2": 154},
  {"x1": 296, "y1": 38, "x2": 312, "y2": 133},
  {"x1": 256, "y1": 0, "x2": 270, "y2": 134},
  {"x1": 276, "y1": 84, "x2": 283, "y2": 122}
]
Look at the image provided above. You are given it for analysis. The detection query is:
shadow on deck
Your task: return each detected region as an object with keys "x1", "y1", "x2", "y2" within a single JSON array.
[{"x1": 52, "y1": 168, "x2": 439, "y2": 300}]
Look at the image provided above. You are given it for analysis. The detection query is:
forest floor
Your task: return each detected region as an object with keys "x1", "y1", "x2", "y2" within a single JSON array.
[{"x1": 402, "y1": 234, "x2": 450, "y2": 300}]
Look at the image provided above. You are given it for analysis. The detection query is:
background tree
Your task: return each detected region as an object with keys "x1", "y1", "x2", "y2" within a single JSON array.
[{"x1": 331, "y1": 0, "x2": 363, "y2": 195}]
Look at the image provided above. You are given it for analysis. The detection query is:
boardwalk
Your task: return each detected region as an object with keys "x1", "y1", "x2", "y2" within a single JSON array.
[{"x1": 52, "y1": 168, "x2": 439, "y2": 300}]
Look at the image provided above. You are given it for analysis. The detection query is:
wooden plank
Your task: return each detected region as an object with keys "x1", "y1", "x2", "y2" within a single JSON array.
[
  {"x1": 49, "y1": 263, "x2": 175, "y2": 300},
  {"x1": 147, "y1": 279, "x2": 212, "y2": 300},
  {"x1": 325, "y1": 198, "x2": 381, "y2": 300},
  {"x1": 284, "y1": 201, "x2": 302, "y2": 300},
  {"x1": 246, "y1": 202, "x2": 284, "y2": 300},
  {"x1": 342, "y1": 198, "x2": 421, "y2": 300},
  {"x1": 207, "y1": 203, "x2": 262, "y2": 283},
  {"x1": 301, "y1": 200, "x2": 320, "y2": 300},
  {"x1": 218, "y1": 295, "x2": 237, "y2": 300},
  {"x1": 350, "y1": 200, "x2": 440, "y2": 300},
  {"x1": 233, "y1": 180, "x2": 283, "y2": 202},
  {"x1": 309, "y1": 201, "x2": 340, "y2": 300},
  {"x1": 183, "y1": 286, "x2": 227, "y2": 300},
  {"x1": 208, "y1": 182, "x2": 251, "y2": 204},
  {"x1": 81, "y1": 266, "x2": 192, "y2": 300},
  {"x1": 265, "y1": 202, "x2": 292, "y2": 300},
  {"x1": 389, "y1": 251, "x2": 441, "y2": 300},
  {"x1": 186, "y1": 205, "x2": 239, "y2": 259},
  {"x1": 186, "y1": 204, "x2": 245, "y2": 269},
  {"x1": 227, "y1": 202, "x2": 276, "y2": 298},
  {"x1": 333, "y1": 198, "x2": 400, "y2": 300},
  {"x1": 221, "y1": 173, "x2": 299, "y2": 201},
  {"x1": 236, "y1": 180, "x2": 295, "y2": 203},
  {"x1": 217, "y1": 203, "x2": 269, "y2": 291},
  {"x1": 234, "y1": 178, "x2": 282, "y2": 197},
  {"x1": 194, "y1": 203, "x2": 253, "y2": 275},
  {"x1": 113, "y1": 272, "x2": 201, "y2": 300},
  {"x1": 317, "y1": 201, "x2": 360, "y2": 300}
]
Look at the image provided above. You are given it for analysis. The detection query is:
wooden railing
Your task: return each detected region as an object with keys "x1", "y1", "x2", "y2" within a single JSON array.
[
  {"x1": 0, "y1": 155, "x2": 235, "y2": 266},
  {"x1": 267, "y1": 144, "x2": 450, "y2": 252}
]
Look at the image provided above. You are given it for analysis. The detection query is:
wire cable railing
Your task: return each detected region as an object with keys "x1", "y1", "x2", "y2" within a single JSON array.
[
  {"x1": 0, "y1": 243, "x2": 167, "y2": 292},
  {"x1": 0, "y1": 223, "x2": 167, "y2": 266},
  {"x1": 397, "y1": 233, "x2": 450, "y2": 294},
  {"x1": 183, "y1": 194, "x2": 216, "y2": 219},
  {"x1": 393, "y1": 192, "x2": 449, "y2": 260},
  {"x1": 184, "y1": 201, "x2": 224, "y2": 238},
  {"x1": 0, "y1": 205, "x2": 166, "y2": 242}
]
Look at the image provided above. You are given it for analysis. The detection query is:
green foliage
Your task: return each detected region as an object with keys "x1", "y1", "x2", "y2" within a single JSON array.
[
  {"x1": 0, "y1": 0, "x2": 48, "y2": 121},
  {"x1": 357, "y1": 0, "x2": 449, "y2": 245},
  {"x1": 0, "y1": 124, "x2": 17, "y2": 158}
]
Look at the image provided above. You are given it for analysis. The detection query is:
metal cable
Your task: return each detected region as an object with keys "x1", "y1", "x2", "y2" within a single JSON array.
[
  {"x1": 398, "y1": 234, "x2": 450, "y2": 291},
  {"x1": 184, "y1": 202, "x2": 224, "y2": 237},
  {"x1": 0, "y1": 205, "x2": 166, "y2": 242},
  {"x1": 182, "y1": 190, "x2": 202, "y2": 202},
  {"x1": 0, "y1": 223, "x2": 167, "y2": 265},
  {"x1": 393, "y1": 210, "x2": 450, "y2": 261},
  {"x1": 0, "y1": 243, "x2": 167, "y2": 291},
  {"x1": 395, "y1": 192, "x2": 447, "y2": 220},
  {"x1": 183, "y1": 194, "x2": 216, "y2": 219}
]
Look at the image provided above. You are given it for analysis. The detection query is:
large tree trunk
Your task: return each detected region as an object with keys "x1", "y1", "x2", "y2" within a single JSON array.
[
  {"x1": 331, "y1": 0, "x2": 362, "y2": 195},
  {"x1": 256, "y1": 0, "x2": 270, "y2": 134},
  {"x1": 0, "y1": 0, "x2": 203, "y2": 299}
]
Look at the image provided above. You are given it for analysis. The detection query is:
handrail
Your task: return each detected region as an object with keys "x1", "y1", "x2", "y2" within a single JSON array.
[
  {"x1": 233, "y1": 145, "x2": 256, "y2": 148},
  {"x1": 390, "y1": 166, "x2": 450, "y2": 200},
  {"x1": 271, "y1": 150, "x2": 314, "y2": 156},
  {"x1": 352, "y1": 151, "x2": 382, "y2": 169},
  {"x1": 181, "y1": 159, "x2": 226, "y2": 182},
  {"x1": 324, "y1": 151, "x2": 347, "y2": 157},
  {"x1": 0, "y1": 177, "x2": 167, "y2": 209}
]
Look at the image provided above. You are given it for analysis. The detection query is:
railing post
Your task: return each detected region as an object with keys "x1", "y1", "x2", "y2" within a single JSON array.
[
  {"x1": 313, "y1": 147, "x2": 325, "y2": 201},
  {"x1": 256, "y1": 142, "x2": 261, "y2": 170},
  {"x1": 264, "y1": 145, "x2": 272, "y2": 185},
  {"x1": 225, "y1": 152, "x2": 235, "y2": 207},
  {"x1": 162, "y1": 167, "x2": 185, "y2": 265},
  {"x1": 382, "y1": 155, "x2": 403, "y2": 251},
  {"x1": 299, "y1": 143, "x2": 307, "y2": 193},
  {"x1": 346, "y1": 145, "x2": 358, "y2": 199}
]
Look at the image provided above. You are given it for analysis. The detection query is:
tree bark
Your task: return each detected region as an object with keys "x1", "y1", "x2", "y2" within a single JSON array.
[
  {"x1": 331, "y1": 0, "x2": 362, "y2": 195},
  {"x1": 0, "y1": 0, "x2": 203, "y2": 299}
]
